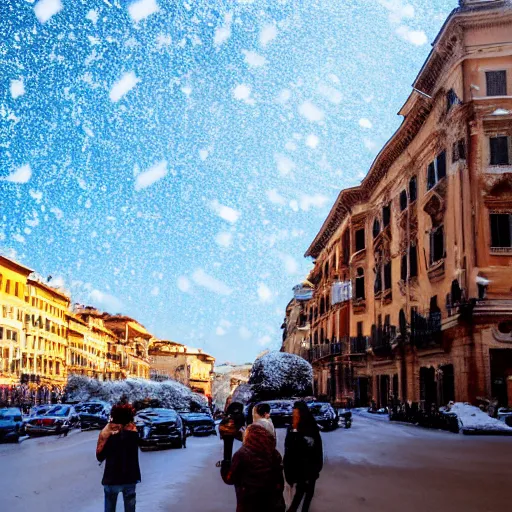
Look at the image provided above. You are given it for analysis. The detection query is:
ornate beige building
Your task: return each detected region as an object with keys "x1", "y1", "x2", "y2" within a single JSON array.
[{"x1": 284, "y1": 0, "x2": 512, "y2": 409}]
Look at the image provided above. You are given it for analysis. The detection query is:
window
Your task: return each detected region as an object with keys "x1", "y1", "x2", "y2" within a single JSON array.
[
  {"x1": 427, "y1": 151, "x2": 447, "y2": 190},
  {"x1": 490, "y1": 136, "x2": 510, "y2": 166},
  {"x1": 486, "y1": 70, "x2": 507, "y2": 97},
  {"x1": 355, "y1": 267, "x2": 365, "y2": 300},
  {"x1": 400, "y1": 190, "x2": 408, "y2": 211},
  {"x1": 372, "y1": 219, "x2": 381, "y2": 238},
  {"x1": 384, "y1": 261, "x2": 392, "y2": 290},
  {"x1": 324, "y1": 260, "x2": 329, "y2": 279},
  {"x1": 409, "y1": 244, "x2": 418, "y2": 277},
  {"x1": 401, "y1": 254, "x2": 407, "y2": 282},
  {"x1": 355, "y1": 228, "x2": 365, "y2": 252},
  {"x1": 357, "y1": 321, "x2": 363, "y2": 338},
  {"x1": 446, "y1": 89, "x2": 460, "y2": 111},
  {"x1": 409, "y1": 176, "x2": 417, "y2": 202},
  {"x1": 452, "y1": 139, "x2": 466, "y2": 162},
  {"x1": 15, "y1": 283, "x2": 19, "y2": 297},
  {"x1": 342, "y1": 230, "x2": 350, "y2": 264},
  {"x1": 382, "y1": 204, "x2": 391, "y2": 228},
  {"x1": 490, "y1": 213, "x2": 512, "y2": 248},
  {"x1": 374, "y1": 265, "x2": 382, "y2": 293},
  {"x1": 5, "y1": 280, "x2": 11, "y2": 294},
  {"x1": 430, "y1": 225, "x2": 445, "y2": 264}
]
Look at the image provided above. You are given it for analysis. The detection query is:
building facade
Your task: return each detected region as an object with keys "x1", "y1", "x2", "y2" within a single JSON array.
[
  {"x1": 284, "y1": 0, "x2": 512, "y2": 409},
  {"x1": 149, "y1": 340, "x2": 215, "y2": 397}
]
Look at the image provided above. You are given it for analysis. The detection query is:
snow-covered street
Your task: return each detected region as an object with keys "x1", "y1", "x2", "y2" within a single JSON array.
[{"x1": 1, "y1": 415, "x2": 511, "y2": 512}]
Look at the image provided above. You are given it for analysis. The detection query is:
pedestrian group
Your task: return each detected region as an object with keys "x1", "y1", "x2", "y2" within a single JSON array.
[{"x1": 95, "y1": 400, "x2": 323, "y2": 512}]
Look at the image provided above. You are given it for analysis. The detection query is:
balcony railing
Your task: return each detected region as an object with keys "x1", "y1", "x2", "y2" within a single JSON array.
[
  {"x1": 306, "y1": 337, "x2": 348, "y2": 363},
  {"x1": 370, "y1": 325, "x2": 397, "y2": 351},
  {"x1": 350, "y1": 336, "x2": 369, "y2": 354},
  {"x1": 411, "y1": 310, "x2": 442, "y2": 348}
]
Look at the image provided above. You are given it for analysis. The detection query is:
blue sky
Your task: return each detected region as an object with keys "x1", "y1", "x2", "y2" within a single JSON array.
[{"x1": 1, "y1": 0, "x2": 455, "y2": 364}]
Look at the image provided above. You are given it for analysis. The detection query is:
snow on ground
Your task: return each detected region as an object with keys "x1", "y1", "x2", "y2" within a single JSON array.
[{"x1": 449, "y1": 403, "x2": 512, "y2": 434}]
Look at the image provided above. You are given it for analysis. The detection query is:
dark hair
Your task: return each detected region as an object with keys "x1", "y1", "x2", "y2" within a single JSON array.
[
  {"x1": 111, "y1": 403, "x2": 135, "y2": 425},
  {"x1": 293, "y1": 401, "x2": 319, "y2": 437},
  {"x1": 255, "y1": 403, "x2": 270, "y2": 417}
]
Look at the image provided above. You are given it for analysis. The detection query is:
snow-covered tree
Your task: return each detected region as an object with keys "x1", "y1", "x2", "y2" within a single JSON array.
[
  {"x1": 65, "y1": 375, "x2": 207, "y2": 412},
  {"x1": 247, "y1": 352, "x2": 313, "y2": 401}
]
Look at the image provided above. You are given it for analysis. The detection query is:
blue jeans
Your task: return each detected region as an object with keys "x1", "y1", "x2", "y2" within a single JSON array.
[{"x1": 104, "y1": 484, "x2": 136, "y2": 512}]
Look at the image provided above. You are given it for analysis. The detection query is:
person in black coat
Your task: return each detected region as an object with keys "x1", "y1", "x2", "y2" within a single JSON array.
[
  {"x1": 218, "y1": 401, "x2": 245, "y2": 462},
  {"x1": 283, "y1": 401, "x2": 323, "y2": 512},
  {"x1": 96, "y1": 403, "x2": 141, "y2": 512}
]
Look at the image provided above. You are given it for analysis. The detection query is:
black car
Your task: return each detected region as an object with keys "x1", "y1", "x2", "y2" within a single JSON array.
[
  {"x1": 0, "y1": 408, "x2": 24, "y2": 443},
  {"x1": 259, "y1": 400, "x2": 294, "y2": 428},
  {"x1": 307, "y1": 402, "x2": 339, "y2": 431},
  {"x1": 135, "y1": 408, "x2": 186, "y2": 449},
  {"x1": 179, "y1": 412, "x2": 216, "y2": 436},
  {"x1": 25, "y1": 405, "x2": 80, "y2": 436},
  {"x1": 75, "y1": 401, "x2": 111, "y2": 430}
]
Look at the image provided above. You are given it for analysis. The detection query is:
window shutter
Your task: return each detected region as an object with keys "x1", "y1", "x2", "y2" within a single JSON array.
[
  {"x1": 486, "y1": 70, "x2": 507, "y2": 97},
  {"x1": 437, "y1": 151, "x2": 447, "y2": 180},
  {"x1": 490, "y1": 136, "x2": 509, "y2": 165}
]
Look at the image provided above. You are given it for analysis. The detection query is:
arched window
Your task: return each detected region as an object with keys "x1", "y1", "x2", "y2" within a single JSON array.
[
  {"x1": 373, "y1": 218, "x2": 381, "y2": 238},
  {"x1": 355, "y1": 267, "x2": 365, "y2": 300}
]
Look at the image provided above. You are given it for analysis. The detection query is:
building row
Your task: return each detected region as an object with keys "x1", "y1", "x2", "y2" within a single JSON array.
[
  {"x1": 281, "y1": 0, "x2": 512, "y2": 410},
  {"x1": 0, "y1": 255, "x2": 214, "y2": 406}
]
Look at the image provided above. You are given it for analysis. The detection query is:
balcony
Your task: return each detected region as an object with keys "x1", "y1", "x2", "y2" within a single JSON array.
[
  {"x1": 411, "y1": 310, "x2": 442, "y2": 348},
  {"x1": 350, "y1": 336, "x2": 369, "y2": 355},
  {"x1": 370, "y1": 325, "x2": 397, "y2": 354},
  {"x1": 306, "y1": 337, "x2": 348, "y2": 363}
]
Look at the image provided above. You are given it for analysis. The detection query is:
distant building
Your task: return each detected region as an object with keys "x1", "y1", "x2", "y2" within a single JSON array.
[{"x1": 149, "y1": 340, "x2": 215, "y2": 397}]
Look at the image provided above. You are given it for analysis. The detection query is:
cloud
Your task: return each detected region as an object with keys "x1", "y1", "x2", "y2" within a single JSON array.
[
  {"x1": 150, "y1": 286, "x2": 159, "y2": 296},
  {"x1": 128, "y1": 0, "x2": 159, "y2": 23},
  {"x1": 378, "y1": 0, "x2": 415, "y2": 23},
  {"x1": 233, "y1": 84, "x2": 253, "y2": 104},
  {"x1": 258, "y1": 335, "x2": 272, "y2": 346},
  {"x1": 216, "y1": 319, "x2": 232, "y2": 336},
  {"x1": 3, "y1": 164, "x2": 32, "y2": 184},
  {"x1": 266, "y1": 189, "x2": 286, "y2": 205},
  {"x1": 359, "y1": 118, "x2": 373, "y2": 129},
  {"x1": 298, "y1": 193, "x2": 329, "y2": 211},
  {"x1": 298, "y1": 101, "x2": 325, "y2": 122},
  {"x1": 277, "y1": 89, "x2": 291, "y2": 104},
  {"x1": 86, "y1": 9, "x2": 98, "y2": 25},
  {"x1": 214, "y1": 15, "x2": 232, "y2": 46},
  {"x1": 396, "y1": 26, "x2": 428, "y2": 46},
  {"x1": 257, "y1": 283, "x2": 273, "y2": 303},
  {"x1": 216, "y1": 326, "x2": 227, "y2": 336},
  {"x1": 177, "y1": 276, "x2": 191, "y2": 293},
  {"x1": 109, "y1": 72, "x2": 140, "y2": 102},
  {"x1": 10, "y1": 79, "x2": 25, "y2": 99},
  {"x1": 210, "y1": 200, "x2": 240, "y2": 224},
  {"x1": 192, "y1": 269, "x2": 232, "y2": 296},
  {"x1": 317, "y1": 84, "x2": 343, "y2": 104},
  {"x1": 34, "y1": 0, "x2": 63, "y2": 24},
  {"x1": 260, "y1": 24, "x2": 277, "y2": 47},
  {"x1": 239, "y1": 326, "x2": 251, "y2": 339},
  {"x1": 199, "y1": 149, "x2": 209, "y2": 161},
  {"x1": 278, "y1": 253, "x2": 299, "y2": 275},
  {"x1": 305, "y1": 134, "x2": 319, "y2": 149},
  {"x1": 215, "y1": 231, "x2": 233, "y2": 248},
  {"x1": 363, "y1": 138, "x2": 379, "y2": 152},
  {"x1": 12, "y1": 233, "x2": 25, "y2": 244},
  {"x1": 89, "y1": 289, "x2": 123, "y2": 312},
  {"x1": 134, "y1": 160, "x2": 168, "y2": 191},
  {"x1": 274, "y1": 153, "x2": 295, "y2": 176},
  {"x1": 242, "y1": 50, "x2": 267, "y2": 68}
]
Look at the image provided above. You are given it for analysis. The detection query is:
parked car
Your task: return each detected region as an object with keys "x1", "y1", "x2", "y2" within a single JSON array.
[
  {"x1": 179, "y1": 411, "x2": 216, "y2": 436},
  {"x1": 135, "y1": 408, "x2": 186, "y2": 449},
  {"x1": 22, "y1": 404, "x2": 54, "y2": 433},
  {"x1": 75, "y1": 401, "x2": 111, "y2": 430},
  {"x1": 25, "y1": 404, "x2": 80, "y2": 436},
  {"x1": 0, "y1": 407, "x2": 24, "y2": 443},
  {"x1": 256, "y1": 400, "x2": 294, "y2": 428},
  {"x1": 307, "y1": 402, "x2": 339, "y2": 431}
]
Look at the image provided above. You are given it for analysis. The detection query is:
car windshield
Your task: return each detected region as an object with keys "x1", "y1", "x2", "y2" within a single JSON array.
[
  {"x1": 137, "y1": 409, "x2": 176, "y2": 419},
  {"x1": 0, "y1": 409, "x2": 20, "y2": 419},
  {"x1": 45, "y1": 406, "x2": 71, "y2": 417},
  {"x1": 269, "y1": 402, "x2": 292, "y2": 411},
  {"x1": 308, "y1": 404, "x2": 330, "y2": 415},
  {"x1": 77, "y1": 404, "x2": 105, "y2": 414}
]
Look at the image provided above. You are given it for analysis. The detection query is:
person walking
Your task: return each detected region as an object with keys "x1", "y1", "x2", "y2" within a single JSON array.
[
  {"x1": 252, "y1": 402, "x2": 276, "y2": 438},
  {"x1": 218, "y1": 401, "x2": 245, "y2": 462},
  {"x1": 283, "y1": 401, "x2": 323, "y2": 512},
  {"x1": 96, "y1": 403, "x2": 141, "y2": 512},
  {"x1": 221, "y1": 423, "x2": 285, "y2": 512}
]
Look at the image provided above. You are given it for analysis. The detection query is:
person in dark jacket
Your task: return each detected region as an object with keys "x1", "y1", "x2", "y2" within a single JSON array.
[
  {"x1": 221, "y1": 423, "x2": 285, "y2": 512},
  {"x1": 218, "y1": 401, "x2": 245, "y2": 462},
  {"x1": 96, "y1": 403, "x2": 141, "y2": 512},
  {"x1": 283, "y1": 401, "x2": 323, "y2": 512}
]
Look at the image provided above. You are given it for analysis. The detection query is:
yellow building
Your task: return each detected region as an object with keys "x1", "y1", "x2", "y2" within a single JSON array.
[
  {"x1": 0, "y1": 256, "x2": 32, "y2": 403},
  {"x1": 24, "y1": 278, "x2": 70, "y2": 402}
]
